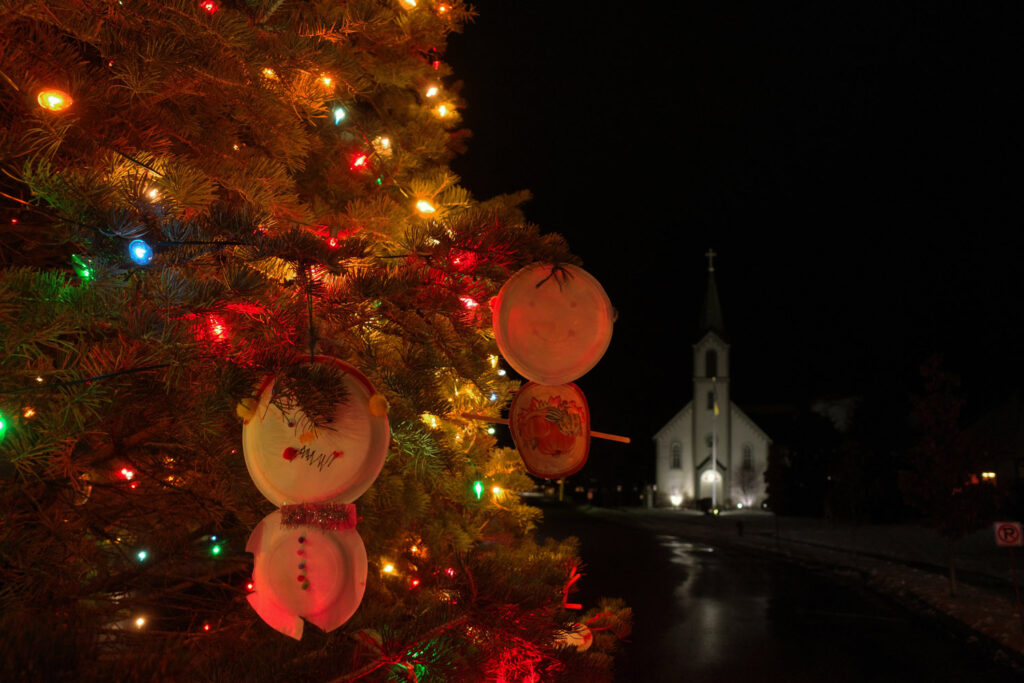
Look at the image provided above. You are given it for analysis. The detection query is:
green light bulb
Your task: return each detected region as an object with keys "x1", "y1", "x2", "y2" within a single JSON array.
[
  {"x1": 473, "y1": 480, "x2": 483, "y2": 500},
  {"x1": 71, "y1": 254, "x2": 93, "y2": 281},
  {"x1": 210, "y1": 544, "x2": 222, "y2": 556},
  {"x1": 0, "y1": 412, "x2": 7, "y2": 442}
]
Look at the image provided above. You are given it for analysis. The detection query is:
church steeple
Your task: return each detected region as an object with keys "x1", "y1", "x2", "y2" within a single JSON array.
[{"x1": 699, "y1": 248, "x2": 726, "y2": 338}]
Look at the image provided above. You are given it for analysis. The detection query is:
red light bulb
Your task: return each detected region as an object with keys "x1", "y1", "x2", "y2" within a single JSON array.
[
  {"x1": 200, "y1": 0, "x2": 217, "y2": 13},
  {"x1": 351, "y1": 154, "x2": 369, "y2": 170}
]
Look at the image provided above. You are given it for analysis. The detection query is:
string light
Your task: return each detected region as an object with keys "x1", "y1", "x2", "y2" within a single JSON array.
[
  {"x1": 398, "y1": 0, "x2": 417, "y2": 8},
  {"x1": 333, "y1": 106, "x2": 347, "y2": 124},
  {"x1": 146, "y1": 188, "x2": 160, "y2": 201},
  {"x1": 497, "y1": 369, "x2": 507, "y2": 377},
  {"x1": 416, "y1": 200, "x2": 435, "y2": 214},
  {"x1": 199, "y1": 0, "x2": 217, "y2": 13},
  {"x1": 0, "y1": 411, "x2": 7, "y2": 442},
  {"x1": 71, "y1": 254, "x2": 93, "y2": 280},
  {"x1": 246, "y1": 581, "x2": 255, "y2": 592},
  {"x1": 438, "y1": 4, "x2": 450, "y2": 14},
  {"x1": 128, "y1": 239, "x2": 153, "y2": 265},
  {"x1": 436, "y1": 104, "x2": 449, "y2": 117},
  {"x1": 134, "y1": 616, "x2": 146, "y2": 629},
  {"x1": 22, "y1": 407, "x2": 36, "y2": 418},
  {"x1": 459, "y1": 296, "x2": 478, "y2": 310},
  {"x1": 210, "y1": 543, "x2": 222, "y2": 556},
  {"x1": 350, "y1": 154, "x2": 369, "y2": 170},
  {"x1": 487, "y1": 426, "x2": 496, "y2": 435},
  {"x1": 425, "y1": 86, "x2": 439, "y2": 98},
  {"x1": 136, "y1": 550, "x2": 148, "y2": 562},
  {"x1": 472, "y1": 480, "x2": 483, "y2": 499},
  {"x1": 261, "y1": 68, "x2": 278, "y2": 80},
  {"x1": 203, "y1": 623, "x2": 211, "y2": 632},
  {"x1": 382, "y1": 562, "x2": 396, "y2": 574},
  {"x1": 372, "y1": 136, "x2": 391, "y2": 156},
  {"x1": 409, "y1": 578, "x2": 421, "y2": 588},
  {"x1": 120, "y1": 467, "x2": 135, "y2": 480},
  {"x1": 37, "y1": 89, "x2": 72, "y2": 112},
  {"x1": 489, "y1": 392, "x2": 498, "y2": 402},
  {"x1": 320, "y1": 75, "x2": 333, "y2": 87},
  {"x1": 35, "y1": 376, "x2": 43, "y2": 383},
  {"x1": 445, "y1": 567, "x2": 457, "y2": 577}
]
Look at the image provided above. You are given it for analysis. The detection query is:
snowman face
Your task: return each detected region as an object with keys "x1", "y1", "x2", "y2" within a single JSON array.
[{"x1": 243, "y1": 358, "x2": 389, "y2": 506}]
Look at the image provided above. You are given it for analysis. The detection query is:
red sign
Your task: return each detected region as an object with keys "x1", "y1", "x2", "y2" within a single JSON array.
[{"x1": 995, "y1": 522, "x2": 1023, "y2": 547}]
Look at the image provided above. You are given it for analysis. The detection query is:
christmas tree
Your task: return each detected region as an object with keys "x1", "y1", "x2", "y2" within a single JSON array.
[{"x1": 0, "y1": 1, "x2": 629, "y2": 680}]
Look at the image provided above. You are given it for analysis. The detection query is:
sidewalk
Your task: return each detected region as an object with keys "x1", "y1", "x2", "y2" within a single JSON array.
[{"x1": 590, "y1": 506, "x2": 1024, "y2": 672}]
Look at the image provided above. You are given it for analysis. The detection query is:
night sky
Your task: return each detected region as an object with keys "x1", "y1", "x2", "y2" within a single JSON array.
[{"x1": 446, "y1": 3, "x2": 1024, "y2": 487}]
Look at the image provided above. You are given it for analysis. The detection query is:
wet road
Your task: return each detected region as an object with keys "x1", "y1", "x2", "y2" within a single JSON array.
[{"x1": 535, "y1": 503, "x2": 1021, "y2": 682}]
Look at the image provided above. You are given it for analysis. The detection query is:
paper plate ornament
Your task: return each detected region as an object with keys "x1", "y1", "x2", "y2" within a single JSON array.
[
  {"x1": 242, "y1": 356, "x2": 390, "y2": 506},
  {"x1": 246, "y1": 508, "x2": 367, "y2": 640},
  {"x1": 554, "y1": 622, "x2": 594, "y2": 652},
  {"x1": 509, "y1": 382, "x2": 590, "y2": 479},
  {"x1": 492, "y1": 264, "x2": 613, "y2": 385}
]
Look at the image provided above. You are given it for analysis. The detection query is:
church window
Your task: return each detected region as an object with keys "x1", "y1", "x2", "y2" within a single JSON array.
[
  {"x1": 705, "y1": 350, "x2": 718, "y2": 378},
  {"x1": 670, "y1": 443, "x2": 682, "y2": 469},
  {"x1": 742, "y1": 445, "x2": 753, "y2": 470},
  {"x1": 707, "y1": 391, "x2": 714, "y2": 410}
]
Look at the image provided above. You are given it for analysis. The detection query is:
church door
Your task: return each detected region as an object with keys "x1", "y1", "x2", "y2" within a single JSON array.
[{"x1": 698, "y1": 470, "x2": 722, "y2": 502}]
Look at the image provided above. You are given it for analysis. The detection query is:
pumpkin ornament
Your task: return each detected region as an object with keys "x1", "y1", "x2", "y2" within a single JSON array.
[
  {"x1": 509, "y1": 382, "x2": 590, "y2": 479},
  {"x1": 240, "y1": 356, "x2": 389, "y2": 639}
]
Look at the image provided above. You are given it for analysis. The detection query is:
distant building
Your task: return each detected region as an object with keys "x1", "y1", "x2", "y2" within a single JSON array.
[{"x1": 653, "y1": 251, "x2": 771, "y2": 508}]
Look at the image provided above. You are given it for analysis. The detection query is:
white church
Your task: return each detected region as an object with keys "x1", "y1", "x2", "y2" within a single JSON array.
[{"x1": 654, "y1": 251, "x2": 770, "y2": 509}]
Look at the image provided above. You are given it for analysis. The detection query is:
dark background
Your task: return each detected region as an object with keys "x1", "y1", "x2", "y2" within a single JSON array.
[{"x1": 446, "y1": 2, "x2": 1024, "y2": 492}]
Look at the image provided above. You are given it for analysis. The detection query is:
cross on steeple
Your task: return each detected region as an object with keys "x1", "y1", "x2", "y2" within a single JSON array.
[{"x1": 705, "y1": 248, "x2": 717, "y2": 272}]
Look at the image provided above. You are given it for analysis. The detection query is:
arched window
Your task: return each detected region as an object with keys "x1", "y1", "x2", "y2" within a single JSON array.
[
  {"x1": 742, "y1": 445, "x2": 753, "y2": 470},
  {"x1": 705, "y1": 350, "x2": 718, "y2": 378},
  {"x1": 670, "y1": 443, "x2": 682, "y2": 469}
]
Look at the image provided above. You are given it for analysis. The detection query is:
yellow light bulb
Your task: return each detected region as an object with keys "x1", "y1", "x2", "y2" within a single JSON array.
[
  {"x1": 492, "y1": 486, "x2": 502, "y2": 496},
  {"x1": 398, "y1": 0, "x2": 417, "y2": 8},
  {"x1": 383, "y1": 563, "x2": 395, "y2": 574},
  {"x1": 425, "y1": 86, "x2": 439, "y2": 98},
  {"x1": 262, "y1": 68, "x2": 278, "y2": 80},
  {"x1": 134, "y1": 616, "x2": 146, "y2": 628},
  {"x1": 146, "y1": 188, "x2": 160, "y2": 200},
  {"x1": 416, "y1": 200, "x2": 435, "y2": 214},
  {"x1": 436, "y1": 105, "x2": 449, "y2": 117},
  {"x1": 37, "y1": 89, "x2": 72, "y2": 112},
  {"x1": 23, "y1": 407, "x2": 36, "y2": 418},
  {"x1": 320, "y1": 75, "x2": 333, "y2": 87}
]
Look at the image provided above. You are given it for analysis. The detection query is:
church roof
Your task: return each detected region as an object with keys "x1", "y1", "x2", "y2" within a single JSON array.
[{"x1": 699, "y1": 251, "x2": 726, "y2": 338}]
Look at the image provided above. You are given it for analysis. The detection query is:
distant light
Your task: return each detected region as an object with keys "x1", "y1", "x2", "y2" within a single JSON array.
[
  {"x1": 128, "y1": 239, "x2": 153, "y2": 265},
  {"x1": 35, "y1": 376, "x2": 44, "y2": 383},
  {"x1": 669, "y1": 493, "x2": 682, "y2": 507},
  {"x1": 737, "y1": 503, "x2": 744, "y2": 509},
  {"x1": 415, "y1": 200, "x2": 435, "y2": 214}
]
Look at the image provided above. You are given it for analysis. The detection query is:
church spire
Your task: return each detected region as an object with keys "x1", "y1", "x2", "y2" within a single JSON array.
[{"x1": 699, "y1": 248, "x2": 726, "y2": 337}]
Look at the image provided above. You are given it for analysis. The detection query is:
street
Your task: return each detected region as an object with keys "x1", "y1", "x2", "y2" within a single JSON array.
[{"x1": 535, "y1": 502, "x2": 1022, "y2": 682}]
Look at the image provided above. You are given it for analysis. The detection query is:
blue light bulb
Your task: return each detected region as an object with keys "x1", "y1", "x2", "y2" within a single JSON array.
[
  {"x1": 128, "y1": 239, "x2": 153, "y2": 265},
  {"x1": 333, "y1": 107, "x2": 347, "y2": 124}
]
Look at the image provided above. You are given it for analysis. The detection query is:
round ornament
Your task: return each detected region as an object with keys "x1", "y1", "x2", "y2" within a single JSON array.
[
  {"x1": 246, "y1": 510, "x2": 367, "y2": 640},
  {"x1": 509, "y1": 382, "x2": 590, "y2": 479},
  {"x1": 242, "y1": 356, "x2": 389, "y2": 506},
  {"x1": 554, "y1": 622, "x2": 594, "y2": 652},
  {"x1": 492, "y1": 264, "x2": 613, "y2": 385}
]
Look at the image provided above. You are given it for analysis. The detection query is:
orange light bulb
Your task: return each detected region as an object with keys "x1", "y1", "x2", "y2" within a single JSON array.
[{"x1": 37, "y1": 89, "x2": 72, "y2": 112}]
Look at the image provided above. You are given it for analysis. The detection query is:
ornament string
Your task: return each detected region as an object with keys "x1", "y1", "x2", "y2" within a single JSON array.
[
  {"x1": 0, "y1": 363, "x2": 170, "y2": 396},
  {"x1": 460, "y1": 412, "x2": 630, "y2": 444}
]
